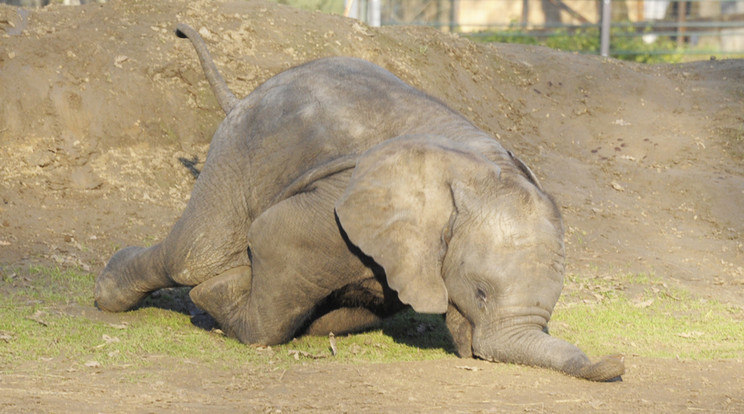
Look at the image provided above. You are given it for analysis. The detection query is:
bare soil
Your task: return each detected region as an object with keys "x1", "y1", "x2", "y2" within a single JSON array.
[{"x1": 1, "y1": 0, "x2": 743, "y2": 411}]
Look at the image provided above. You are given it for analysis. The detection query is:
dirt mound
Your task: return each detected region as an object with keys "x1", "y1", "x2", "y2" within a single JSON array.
[{"x1": 1, "y1": 0, "x2": 743, "y2": 411}]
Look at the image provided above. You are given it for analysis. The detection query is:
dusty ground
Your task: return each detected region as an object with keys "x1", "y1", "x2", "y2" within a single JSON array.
[{"x1": 1, "y1": 0, "x2": 743, "y2": 411}]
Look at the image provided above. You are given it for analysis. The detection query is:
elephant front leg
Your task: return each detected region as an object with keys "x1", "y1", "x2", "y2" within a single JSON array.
[
  {"x1": 233, "y1": 224, "x2": 335, "y2": 345},
  {"x1": 189, "y1": 265, "x2": 252, "y2": 338},
  {"x1": 215, "y1": 175, "x2": 357, "y2": 345},
  {"x1": 189, "y1": 262, "x2": 315, "y2": 345}
]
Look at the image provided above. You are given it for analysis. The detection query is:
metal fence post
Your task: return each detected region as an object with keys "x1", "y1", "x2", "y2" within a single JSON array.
[
  {"x1": 369, "y1": 0, "x2": 381, "y2": 27},
  {"x1": 344, "y1": 0, "x2": 358, "y2": 18},
  {"x1": 600, "y1": 0, "x2": 612, "y2": 57}
]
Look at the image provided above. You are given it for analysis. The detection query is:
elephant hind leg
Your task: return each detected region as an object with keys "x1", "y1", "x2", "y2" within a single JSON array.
[
  {"x1": 303, "y1": 307, "x2": 382, "y2": 336},
  {"x1": 189, "y1": 265, "x2": 252, "y2": 338},
  {"x1": 95, "y1": 245, "x2": 174, "y2": 312}
]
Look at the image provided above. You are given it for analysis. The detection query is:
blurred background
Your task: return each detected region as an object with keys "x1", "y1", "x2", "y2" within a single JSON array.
[{"x1": 4, "y1": 0, "x2": 743, "y2": 62}]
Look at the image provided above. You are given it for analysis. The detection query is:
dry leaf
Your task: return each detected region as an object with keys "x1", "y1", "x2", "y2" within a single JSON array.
[
  {"x1": 0, "y1": 331, "x2": 14, "y2": 342},
  {"x1": 456, "y1": 365, "x2": 480, "y2": 372},
  {"x1": 288, "y1": 349, "x2": 328, "y2": 360},
  {"x1": 28, "y1": 310, "x2": 49, "y2": 326},
  {"x1": 675, "y1": 331, "x2": 704, "y2": 339},
  {"x1": 632, "y1": 298, "x2": 654, "y2": 308}
]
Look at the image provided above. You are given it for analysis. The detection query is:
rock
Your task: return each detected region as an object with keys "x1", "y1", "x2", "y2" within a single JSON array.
[{"x1": 70, "y1": 166, "x2": 103, "y2": 190}]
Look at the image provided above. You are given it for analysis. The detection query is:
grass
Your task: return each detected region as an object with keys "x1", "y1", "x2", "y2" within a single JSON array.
[
  {"x1": 1, "y1": 265, "x2": 742, "y2": 374},
  {"x1": 0, "y1": 266, "x2": 454, "y2": 372},
  {"x1": 553, "y1": 272, "x2": 744, "y2": 359}
]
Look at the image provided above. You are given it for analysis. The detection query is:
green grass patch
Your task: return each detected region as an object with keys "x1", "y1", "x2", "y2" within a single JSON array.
[
  {"x1": 552, "y1": 272, "x2": 744, "y2": 359},
  {"x1": 0, "y1": 266, "x2": 455, "y2": 372},
  {"x1": 2, "y1": 265, "x2": 93, "y2": 306},
  {"x1": 2, "y1": 266, "x2": 742, "y2": 374}
]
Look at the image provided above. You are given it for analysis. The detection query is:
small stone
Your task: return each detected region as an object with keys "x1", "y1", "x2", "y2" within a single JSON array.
[
  {"x1": 114, "y1": 55, "x2": 128, "y2": 68},
  {"x1": 70, "y1": 166, "x2": 103, "y2": 190}
]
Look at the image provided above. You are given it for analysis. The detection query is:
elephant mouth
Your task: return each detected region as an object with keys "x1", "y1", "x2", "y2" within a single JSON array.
[{"x1": 473, "y1": 352, "x2": 496, "y2": 363}]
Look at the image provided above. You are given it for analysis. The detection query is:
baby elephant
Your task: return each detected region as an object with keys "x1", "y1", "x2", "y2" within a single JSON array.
[{"x1": 95, "y1": 24, "x2": 624, "y2": 381}]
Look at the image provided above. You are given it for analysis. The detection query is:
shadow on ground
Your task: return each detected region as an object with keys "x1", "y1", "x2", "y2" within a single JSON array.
[
  {"x1": 140, "y1": 287, "x2": 456, "y2": 353},
  {"x1": 140, "y1": 287, "x2": 219, "y2": 331}
]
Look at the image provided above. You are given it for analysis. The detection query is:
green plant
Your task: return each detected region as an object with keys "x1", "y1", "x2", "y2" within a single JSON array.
[
  {"x1": 469, "y1": 23, "x2": 684, "y2": 64},
  {"x1": 271, "y1": 0, "x2": 344, "y2": 14}
]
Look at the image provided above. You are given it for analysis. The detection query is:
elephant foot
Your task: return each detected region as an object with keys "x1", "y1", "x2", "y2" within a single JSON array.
[
  {"x1": 95, "y1": 246, "x2": 169, "y2": 312},
  {"x1": 189, "y1": 265, "x2": 252, "y2": 336},
  {"x1": 95, "y1": 276, "x2": 150, "y2": 313},
  {"x1": 304, "y1": 307, "x2": 382, "y2": 336},
  {"x1": 578, "y1": 354, "x2": 625, "y2": 382}
]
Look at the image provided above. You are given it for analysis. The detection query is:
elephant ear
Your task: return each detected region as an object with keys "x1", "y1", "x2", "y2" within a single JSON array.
[
  {"x1": 508, "y1": 150, "x2": 543, "y2": 191},
  {"x1": 335, "y1": 135, "x2": 498, "y2": 314}
]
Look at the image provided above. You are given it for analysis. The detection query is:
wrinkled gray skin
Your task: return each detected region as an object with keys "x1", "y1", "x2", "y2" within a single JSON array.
[{"x1": 95, "y1": 24, "x2": 625, "y2": 382}]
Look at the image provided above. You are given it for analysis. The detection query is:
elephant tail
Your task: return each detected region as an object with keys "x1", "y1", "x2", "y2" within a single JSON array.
[{"x1": 175, "y1": 23, "x2": 239, "y2": 115}]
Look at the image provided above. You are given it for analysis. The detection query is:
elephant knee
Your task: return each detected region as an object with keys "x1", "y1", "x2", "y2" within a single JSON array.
[{"x1": 189, "y1": 266, "x2": 252, "y2": 335}]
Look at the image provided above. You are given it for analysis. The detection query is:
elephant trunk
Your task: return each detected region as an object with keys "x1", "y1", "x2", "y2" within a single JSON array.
[{"x1": 472, "y1": 314, "x2": 625, "y2": 382}]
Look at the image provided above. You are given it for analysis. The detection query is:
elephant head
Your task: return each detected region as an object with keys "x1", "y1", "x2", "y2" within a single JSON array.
[{"x1": 335, "y1": 135, "x2": 624, "y2": 381}]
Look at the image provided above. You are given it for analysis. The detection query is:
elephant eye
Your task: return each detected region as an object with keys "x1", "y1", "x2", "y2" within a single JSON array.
[{"x1": 476, "y1": 287, "x2": 488, "y2": 303}]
